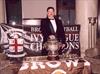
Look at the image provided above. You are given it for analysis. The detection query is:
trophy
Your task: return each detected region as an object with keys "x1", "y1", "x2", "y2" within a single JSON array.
[{"x1": 43, "y1": 35, "x2": 62, "y2": 60}]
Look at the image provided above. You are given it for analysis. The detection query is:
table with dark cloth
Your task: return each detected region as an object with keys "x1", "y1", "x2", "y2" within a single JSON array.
[{"x1": 18, "y1": 56, "x2": 91, "y2": 74}]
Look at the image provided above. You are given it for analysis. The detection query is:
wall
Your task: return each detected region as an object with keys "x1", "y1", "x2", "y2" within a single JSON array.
[
  {"x1": 0, "y1": 0, "x2": 5, "y2": 23},
  {"x1": 98, "y1": 0, "x2": 100, "y2": 38},
  {"x1": 76, "y1": 0, "x2": 98, "y2": 57},
  {"x1": 22, "y1": 0, "x2": 56, "y2": 18},
  {"x1": 0, "y1": 0, "x2": 56, "y2": 23}
]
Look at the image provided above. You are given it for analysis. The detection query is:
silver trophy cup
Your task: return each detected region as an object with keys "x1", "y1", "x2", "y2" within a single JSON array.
[{"x1": 43, "y1": 35, "x2": 62, "y2": 60}]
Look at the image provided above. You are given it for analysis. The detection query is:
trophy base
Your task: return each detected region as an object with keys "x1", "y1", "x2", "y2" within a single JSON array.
[{"x1": 47, "y1": 55, "x2": 59, "y2": 60}]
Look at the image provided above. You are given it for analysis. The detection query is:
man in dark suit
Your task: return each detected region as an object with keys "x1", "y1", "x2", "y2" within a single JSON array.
[{"x1": 40, "y1": 7, "x2": 66, "y2": 55}]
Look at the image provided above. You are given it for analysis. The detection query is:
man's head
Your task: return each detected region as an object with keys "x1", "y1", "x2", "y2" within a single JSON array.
[{"x1": 47, "y1": 7, "x2": 55, "y2": 19}]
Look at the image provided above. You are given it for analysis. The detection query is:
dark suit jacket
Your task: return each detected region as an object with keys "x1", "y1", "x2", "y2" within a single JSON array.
[{"x1": 40, "y1": 17, "x2": 66, "y2": 44}]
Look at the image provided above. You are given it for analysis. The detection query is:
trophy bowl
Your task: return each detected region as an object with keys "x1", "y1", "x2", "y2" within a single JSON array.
[{"x1": 43, "y1": 35, "x2": 62, "y2": 60}]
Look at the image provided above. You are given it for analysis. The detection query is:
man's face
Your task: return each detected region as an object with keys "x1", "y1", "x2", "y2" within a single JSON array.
[{"x1": 47, "y1": 9, "x2": 55, "y2": 19}]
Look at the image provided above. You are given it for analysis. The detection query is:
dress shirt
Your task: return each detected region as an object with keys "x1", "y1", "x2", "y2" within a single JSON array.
[{"x1": 50, "y1": 19, "x2": 57, "y2": 33}]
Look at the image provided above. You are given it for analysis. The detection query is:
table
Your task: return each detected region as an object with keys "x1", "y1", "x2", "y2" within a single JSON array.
[
  {"x1": 0, "y1": 60, "x2": 21, "y2": 74},
  {"x1": 18, "y1": 57, "x2": 91, "y2": 74}
]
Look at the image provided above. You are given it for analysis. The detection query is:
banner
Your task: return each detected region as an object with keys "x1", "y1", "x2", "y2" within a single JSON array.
[
  {"x1": 0, "y1": 24, "x2": 80, "y2": 56},
  {"x1": 0, "y1": 24, "x2": 26, "y2": 57},
  {"x1": 64, "y1": 25, "x2": 80, "y2": 56}
]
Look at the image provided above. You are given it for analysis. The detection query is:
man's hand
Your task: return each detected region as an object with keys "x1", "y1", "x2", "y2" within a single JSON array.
[
  {"x1": 49, "y1": 35, "x2": 56, "y2": 39},
  {"x1": 61, "y1": 44, "x2": 66, "y2": 49}
]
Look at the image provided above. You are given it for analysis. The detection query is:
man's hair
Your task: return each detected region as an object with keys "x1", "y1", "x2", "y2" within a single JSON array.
[{"x1": 47, "y1": 7, "x2": 55, "y2": 12}]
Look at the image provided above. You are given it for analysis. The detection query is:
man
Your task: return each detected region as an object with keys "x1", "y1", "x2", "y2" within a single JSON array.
[{"x1": 40, "y1": 7, "x2": 66, "y2": 55}]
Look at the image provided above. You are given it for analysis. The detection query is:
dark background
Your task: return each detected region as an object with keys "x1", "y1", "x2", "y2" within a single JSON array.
[
  {"x1": 5, "y1": 0, "x2": 22, "y2": 25},
  {"x1": 57, "y1": 0, "x2": 75, "y2": 25}
]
